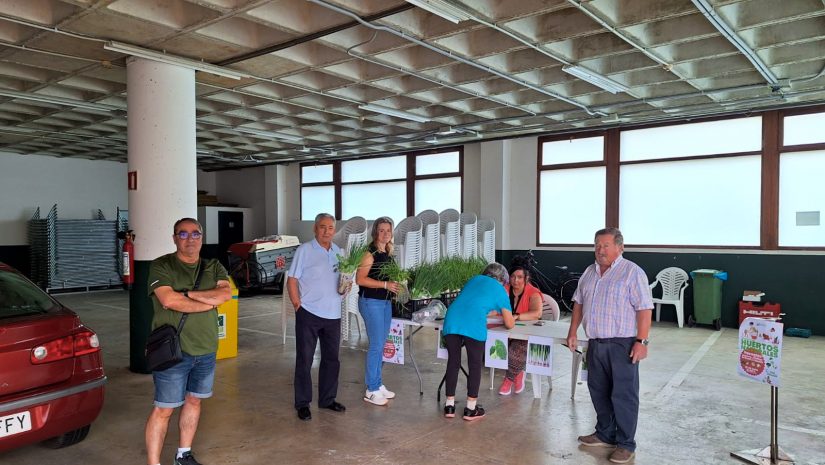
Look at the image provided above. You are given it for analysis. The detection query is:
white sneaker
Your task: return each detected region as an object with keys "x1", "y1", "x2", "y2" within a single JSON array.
[
  {"x1": 363, "y1": 390, "x2": 388, "y2": 406},
  {"x1": 378, "y1": 385, "x2": 396, "y2": 399}
]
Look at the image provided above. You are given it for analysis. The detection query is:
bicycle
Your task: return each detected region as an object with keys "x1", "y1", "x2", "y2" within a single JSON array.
[{"x1": 522, "y1": 250, "x2": 582, "y2": 313}]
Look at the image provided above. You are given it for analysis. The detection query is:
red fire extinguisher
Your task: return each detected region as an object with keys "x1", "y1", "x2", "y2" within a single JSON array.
[{"x1": 121, "y1": 230, "x2": 135, "y2": 289}]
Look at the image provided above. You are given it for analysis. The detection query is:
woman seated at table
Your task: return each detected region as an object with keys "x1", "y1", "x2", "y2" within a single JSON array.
[
  {"x1": 442, "y1": 262, "x2": 515, "y2": 421},
  {"x1": 498, "y1": 256, "x2": 544, "y2": 396}
]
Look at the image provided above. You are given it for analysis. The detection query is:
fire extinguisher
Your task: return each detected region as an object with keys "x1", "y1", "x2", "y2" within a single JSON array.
[{"x1": 119, "y1": 230, "x2": 135, "y2": 289}]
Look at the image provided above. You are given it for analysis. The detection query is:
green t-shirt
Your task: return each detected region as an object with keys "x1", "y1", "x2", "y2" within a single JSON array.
[{"x1": 147, "y1": 253, "x2": 228, "y2": 355}]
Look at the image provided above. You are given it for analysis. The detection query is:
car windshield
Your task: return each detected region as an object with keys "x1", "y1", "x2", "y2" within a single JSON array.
[{"x1": 0, "y1": 269, "x2": 57, "y2": 318}]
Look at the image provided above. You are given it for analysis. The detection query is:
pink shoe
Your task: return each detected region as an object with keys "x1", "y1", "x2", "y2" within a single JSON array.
[
  {"x1": 498, "y1": 378, "x2": 513, "y2": 396},
  {"x1": 514, "y1": 371, "x2": 525, "y2": 394}
]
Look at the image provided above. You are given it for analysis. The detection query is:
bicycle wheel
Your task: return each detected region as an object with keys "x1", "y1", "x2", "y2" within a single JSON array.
[{"x1": 559, "y1": 278, "x2": 579, "y2": 312}]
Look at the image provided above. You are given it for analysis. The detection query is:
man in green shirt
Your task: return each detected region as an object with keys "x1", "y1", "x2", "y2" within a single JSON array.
[{"x1": 144, "y1": 218, "x2": 231, "y2": 465}]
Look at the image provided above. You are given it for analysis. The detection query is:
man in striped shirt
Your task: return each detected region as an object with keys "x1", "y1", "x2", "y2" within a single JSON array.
[{"x1": 566, "y1": 227, "x2": 653, "y2": 464}]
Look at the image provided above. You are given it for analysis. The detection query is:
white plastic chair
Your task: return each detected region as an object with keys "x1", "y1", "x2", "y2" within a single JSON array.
[
  {"x1": 281, "y1": 272, "x2": 293, "y2": 345},
  {"x1": 649, "y1": 267, "x2": 690, "y2": 328},
  {"x1": 332, "y1": 216, "x2": 368, "y2": 341},
  {"x1": 439, "y1": 209, "x2": 460, "y2": 258},
  {"x1": 460, "y1": 212, "x2": 478, "y2": 259},
  {"x1": 477, "y1": 218, "x2": 495, "y2": 264},
  {"x1": 540, "y1": 293, "x2": 560, "y2": 322},
  {"x1": 417, "y1": 209, "x2": 440, "y2": 264},
  {"x1": 393, "y1": 216, "x2": 423, "y2": 270}
]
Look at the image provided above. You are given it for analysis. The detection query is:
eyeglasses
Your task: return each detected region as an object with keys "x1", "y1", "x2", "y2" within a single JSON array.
[{"x1": 176, "y1": 231, "x2": 202, "y2": 240}]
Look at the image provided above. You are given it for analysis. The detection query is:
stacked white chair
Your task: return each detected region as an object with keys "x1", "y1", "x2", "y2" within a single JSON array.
[
  {"x1": 393, "y1": 216, "x2": 423, "y2": 270},
  {"x1": 416, "y1": 209, "x2": 440, "y2": 264},
  {"x1": 333, "y1": 216, "x2": 368, "y2": 341},
  {"x1": 439, "y1": 209, "x2": 460, "y2": 259},
  {"x1": 477, "y1": 218, "x2": 496, "y2": 264},
  {"x1": 460, "y1": 212, "x2": 478, "y2": 259}
]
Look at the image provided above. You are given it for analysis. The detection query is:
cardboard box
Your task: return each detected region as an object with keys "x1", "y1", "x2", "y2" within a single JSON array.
[{"x1": 742, "y1": 290, "x2": 764, "y2": 302}]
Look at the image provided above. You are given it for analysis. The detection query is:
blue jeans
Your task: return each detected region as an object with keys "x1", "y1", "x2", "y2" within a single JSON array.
[
  {"x1": 359, "y1": 297, "x2": 392, "y2": 391},
  {"x1": 153, "y1": 352, "x2": 216, "y2": 408}
]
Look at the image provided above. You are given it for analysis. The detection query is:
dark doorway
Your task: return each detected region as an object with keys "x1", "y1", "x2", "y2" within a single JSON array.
[{"x1": 218, "y1": 211, "x2": 244, "y2": 268}]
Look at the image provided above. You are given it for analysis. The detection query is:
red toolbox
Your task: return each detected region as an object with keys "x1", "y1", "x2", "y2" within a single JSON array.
[{"x1": 738, "y1": 301, "x2": 781, "y2": 324}]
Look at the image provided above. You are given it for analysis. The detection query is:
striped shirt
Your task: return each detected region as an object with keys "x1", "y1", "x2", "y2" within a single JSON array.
[{"x1": 572, "y1": 255, "x2": 653, "y2": 339}]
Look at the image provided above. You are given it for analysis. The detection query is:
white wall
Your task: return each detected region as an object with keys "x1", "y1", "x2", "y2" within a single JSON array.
[
  {"x1": 214, "y1": 167, "x2": 267, "y2": 239},
  {"x1": 506, "y1": 136, "x2": 540, "y2": 249},
  {"x1": 0, "y1": 152, "x2": 128, "y2": 245},
  {"x1": 463, "y1": 143, "x2": 481, "y2": 214},
  {"x1": 197, "y1": 170, "x2": 217, "y2": 195}
]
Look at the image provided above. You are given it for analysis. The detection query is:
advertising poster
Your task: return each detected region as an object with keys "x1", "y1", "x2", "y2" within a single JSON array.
[
  {"x1": 484, "y1": 331, "x2": 509, "y2": 369},
  {"x1": 382, "y1": 319, "x2": 405, "y2": 365},
  {"x1": 217, "y1": 313, "x2": 226, "y2": 339},
  {"x1": 525, "y1": 336, "x2": 553, "y2": 376},
  {"x1": 436, "y1": 329, "x2": 448, "y2": 360},
  {"x1": 737, "y1": 317, "x2": 783, "y2": 386}
]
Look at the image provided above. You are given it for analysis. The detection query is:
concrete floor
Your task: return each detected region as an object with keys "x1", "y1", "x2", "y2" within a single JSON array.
[{"x1": 3, "y1": 290, "x2": 824, "y2": 465}]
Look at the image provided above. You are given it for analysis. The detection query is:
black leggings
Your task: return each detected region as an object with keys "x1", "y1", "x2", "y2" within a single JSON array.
[{"x1": 444, "y1": 334, "x2": 485, "y2": 398}]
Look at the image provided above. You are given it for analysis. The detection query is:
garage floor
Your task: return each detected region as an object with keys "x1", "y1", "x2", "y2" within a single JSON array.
[{"x1": 4, "y1": 290, "x2": 824, "y2": 465}]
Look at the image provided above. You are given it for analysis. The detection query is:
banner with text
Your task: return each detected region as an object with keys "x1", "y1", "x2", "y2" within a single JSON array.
[
  {"x1": 737, "y1": 317, "x2": 783, "y2": 386},
  {"x1": 382, "y1": 319, "x2": 405, "y2": 364}
]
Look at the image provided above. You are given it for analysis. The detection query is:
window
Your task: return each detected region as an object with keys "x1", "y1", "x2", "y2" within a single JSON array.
[
  {"x1": 783, "y1": 112, "x2": 825, "y2": 146},
  {"x1": 299, "y1": 148, "x2": 463, "y2": 223},
  {"x1": 620, "y1": 156, "x2": 761, "y2": 246},
  {"x1": 620, "y1": 117, "x2": 761, "y2": 161},
  {"x1": 538, "y1": 135, "x2": 605, "y2": 245},
  {"x1": 300, "y1": 165, "x2": 334, "y2": 221},
  {"x1": 779, "y1": 150, "x2": 825, "y2": 247}
]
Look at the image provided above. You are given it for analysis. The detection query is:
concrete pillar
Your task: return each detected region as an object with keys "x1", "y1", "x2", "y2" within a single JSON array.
[
  {"x1": 479, "y1": 140, "x2": 511, "y2": 250},
  {"x1": 126, "y1": 57, "x2": 196, "y2": 373}
]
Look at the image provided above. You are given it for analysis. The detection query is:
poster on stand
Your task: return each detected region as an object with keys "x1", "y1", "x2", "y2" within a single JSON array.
[
  {"x1": 436, "y1": 329, "x2": 448, "y2": 360},
  {"x1": 484, "y1": 330, "x2": 508, "y2": 369},
  {"x1": 525, "y1": 336, "x2": 553, "y2": 376},
  {"x1": 737, "y1": 317, "x2": 783, "y2": 386},
  {"x1": 382, "y1": 319, "x2": 405, "y2": 365}
]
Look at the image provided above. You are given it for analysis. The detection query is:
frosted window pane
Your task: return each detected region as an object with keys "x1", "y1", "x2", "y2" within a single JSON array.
[
  {"x1": 301, "y1": 186, "x2": 335, "y2": 221},
  {"x1": 539, "y1": 167, "x2": 605, "y2": 244},
  {"x1": 415, "y1": 177, "x2": 461, "y2": 214},
  {"x1": 342, "y1": 181, "x2": 407, "y2": 225},
  {"x1": 302, "y1": 164, "x2": 332, "y2": 183},
  {"x1": 541, "y1": 136, "x2": 603, "y2": 165},
  {"x1": 416, "y1": 152, "x2": 459, "y2": 175},
  {"x1": 341, "y1": 156, "x2": 406, "y2": 182},
  {"x1": 783, "y1": 113, "x2": 825, "y2": 146},
  {"x1": 620, "y1": 156, "x2": 761, "y2": 246},
  {"x1": 621, "y1": 117, "x2": 761, "y2": 161},
  {"x1": 779, "y1": 150, "x2": 825, "y2": 247}
]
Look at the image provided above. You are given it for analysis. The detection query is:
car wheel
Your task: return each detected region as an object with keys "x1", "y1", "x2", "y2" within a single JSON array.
[{"x1": 43, "y1": 425, "x2": 91, "y2": 449}]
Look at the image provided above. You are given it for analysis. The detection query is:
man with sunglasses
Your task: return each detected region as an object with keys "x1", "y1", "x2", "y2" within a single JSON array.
[{"x1": 145, "y1": 218, "x2": 232, "y2": 465}]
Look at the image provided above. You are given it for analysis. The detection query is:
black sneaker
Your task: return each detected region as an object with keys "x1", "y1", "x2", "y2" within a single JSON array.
[
  {"x1": 444, "y1": 404, "x2": 456, "y2": 418},
  {"x1": 462, "y1": 405, "x2": 486, "y2": 421},
  {"x1": 175, "y1": 451, "x2": 202, "y2": 465}
]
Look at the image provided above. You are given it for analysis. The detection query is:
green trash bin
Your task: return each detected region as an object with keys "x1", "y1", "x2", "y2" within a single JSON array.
[{"x1": 689, "y1": 269, "x2": 727, "y2": 330}]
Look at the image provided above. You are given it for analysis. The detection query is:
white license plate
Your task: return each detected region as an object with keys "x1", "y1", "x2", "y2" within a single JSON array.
[{"x1": 0, "y1": 411, "x2": 32, "y2": 438}]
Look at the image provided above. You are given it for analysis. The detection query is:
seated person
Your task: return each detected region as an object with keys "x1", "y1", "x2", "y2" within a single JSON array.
[{"x1": 498, "y1": 256, "x2": 544, "y2": 395}]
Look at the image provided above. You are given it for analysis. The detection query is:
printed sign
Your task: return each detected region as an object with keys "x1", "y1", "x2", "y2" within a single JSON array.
[
  {"x1": 580, "y1": 347, "x2": 588, "y2": 382},
  {"x1": 217, "y1": 313, "x2": 226, "y2": 339},
  {"x1": 737, "y1": 317, "x2": 783, "y2": 386},
  {"x1": 382, "y1": 319, "x2": 405, "y2": 364},
  {"x1": 484, "y1": 330, "x2": 509, "y2": 369},
  {"x1": 436, "y1": 329, "x2": 448, "y2": 360},
  {"x1": 526, "y1": 336, "x2": 553, "y2": 376}
]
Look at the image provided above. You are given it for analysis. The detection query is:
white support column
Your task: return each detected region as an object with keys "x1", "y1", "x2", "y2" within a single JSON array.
[
  {"x1": 126, "y1": 57, "x2": 196, "y2": 373},
  {"x1": 127, "y1": 57, "x2": 197, "y2": 259},
  {"x1": 479, "y1": 140, "x2": 511, "y2": 250}
]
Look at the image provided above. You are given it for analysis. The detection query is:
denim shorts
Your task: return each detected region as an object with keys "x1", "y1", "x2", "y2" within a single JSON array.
[{"x1": 153, "y1": 352, "x2": 216, "y2": 408}]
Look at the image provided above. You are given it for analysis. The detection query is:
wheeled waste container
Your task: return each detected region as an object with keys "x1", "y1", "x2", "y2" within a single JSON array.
[
  {"x1": 217, "y1": 277, "x2": 239, "y2": 360},
  {"x1": 689, "y1": 269, "x2": 727, "y2": 330}
]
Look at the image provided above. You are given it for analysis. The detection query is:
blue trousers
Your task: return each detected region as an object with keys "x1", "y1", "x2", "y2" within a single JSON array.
[
  {"x1": 586, "y1": 337, "x2": 640, "y2": 452},
  {"x1": 358, "y1": 297, "x2": 393, "y2": 391}
]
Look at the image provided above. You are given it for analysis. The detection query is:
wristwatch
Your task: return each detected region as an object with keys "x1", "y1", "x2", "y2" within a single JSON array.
[{"x1": 636, "y1": 338, "x2": 650, "y2": 346}]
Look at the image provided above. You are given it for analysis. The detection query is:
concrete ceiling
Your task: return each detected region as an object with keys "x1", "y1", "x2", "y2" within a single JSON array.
[{"x1": 1, "y1": 0, "x2": 824, "y2": 170}]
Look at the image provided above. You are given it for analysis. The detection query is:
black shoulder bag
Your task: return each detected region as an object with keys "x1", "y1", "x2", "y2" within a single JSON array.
[{"x1": 145, "y1": 259, "x2": 207, "y2": 371}]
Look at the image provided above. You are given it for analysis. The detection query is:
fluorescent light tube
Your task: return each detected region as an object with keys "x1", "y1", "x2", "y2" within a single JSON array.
[
  {"x1": 406, "y1": 0, "x2": 471, "y2": 23},
  {"x1": 104, "y1": 41, "x2": 252, "y2": 80},
  {"x1": 425, "y1": 135, "x2": 439, "y2": 144},
  {"x1": 359, "y1": 103, "x2": 431, "y2": 123},
  {"x1": 0, "y1": 89, "x2": 118, "y2": 111},
  {"x1": 234, "y1": 127, "x2": 303, "y2": 142},
  {"x1": 563, "y1": 65, "x2": 629, "y2": 94}
]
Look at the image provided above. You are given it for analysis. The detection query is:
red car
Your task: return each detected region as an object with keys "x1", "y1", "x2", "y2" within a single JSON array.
[{"x1": 0, "y1": 263, "x2": 106, "y2": 452}]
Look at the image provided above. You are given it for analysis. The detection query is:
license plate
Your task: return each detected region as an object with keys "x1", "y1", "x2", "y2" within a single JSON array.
[{"x1": 0, "y1": 411, "x2": 32, "y2": 438}]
